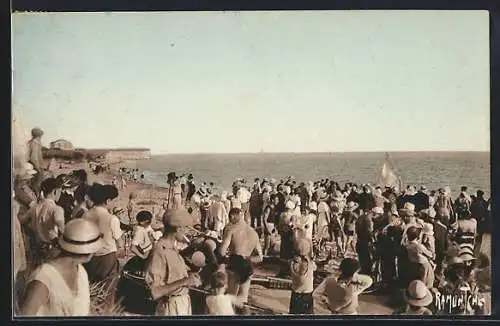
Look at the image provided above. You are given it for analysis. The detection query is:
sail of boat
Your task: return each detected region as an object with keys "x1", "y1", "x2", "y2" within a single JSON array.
[{"x1": 377, "y1": 152, "x2": 402, "y2": 189}]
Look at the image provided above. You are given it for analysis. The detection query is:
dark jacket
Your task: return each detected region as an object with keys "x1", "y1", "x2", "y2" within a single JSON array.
[
  {"x1": 414, "y1": 192, "x2": 430, "y2": 212},
  {"x1": 432, "y1": 220, "x2": 448, "y2": 255},
  {"x1": 358, "y1": 192, "x2": 374, "y2": 211}
]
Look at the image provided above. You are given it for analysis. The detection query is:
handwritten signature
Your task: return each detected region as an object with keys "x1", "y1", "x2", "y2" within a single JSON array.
[{"x1": 434, "y1": 290, "x2": 485, "y2": 314}]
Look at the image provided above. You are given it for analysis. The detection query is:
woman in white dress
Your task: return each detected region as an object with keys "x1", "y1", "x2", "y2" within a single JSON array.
[
  {"x1": 19, "y1": 219, "x2": 103, "y2": 316},
  {"x1": 316, "y1": 192, "x2": 331, "y2": 240}
]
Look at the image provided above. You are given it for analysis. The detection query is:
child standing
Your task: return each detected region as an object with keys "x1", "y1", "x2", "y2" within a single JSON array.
[
  {"x1": 205, "y1": 268, "x2": 245, "y2": 315},
  {"x1": 289, "y1": 237, "x2": 316, "y2": 314},
  {"x1": 131, "y1": 210, "x2": 161, "y2": 261}
]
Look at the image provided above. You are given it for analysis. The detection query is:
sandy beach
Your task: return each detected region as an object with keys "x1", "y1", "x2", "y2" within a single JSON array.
[{"x1": 48, "y1": 162, "x2": 491, "y2": 316}]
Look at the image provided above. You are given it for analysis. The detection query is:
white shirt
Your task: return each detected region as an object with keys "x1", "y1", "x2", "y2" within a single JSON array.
[
  {"x1": 132, "y1": 225, "x2": 154, "y2": 255},
  {"x1": 82, "y1": 206, "x2": 122, "y2": 256},
  {"x1": 29, "y1": 263, "x2": 90, "y2": 316},
  {"x1": 237, "y1": 188, "x2": 251, "y2": 204},
  {"x1": 205, "y1": 294, "x2": 239, "y2": 315},
  {"x1": 294, "y1": 214, "x2": 316, "y2": 240}
]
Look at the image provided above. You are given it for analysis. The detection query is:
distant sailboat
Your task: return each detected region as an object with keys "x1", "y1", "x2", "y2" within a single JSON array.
[
  {"x1": 377, "y1": 152, "x2": 403, "y2": 190},
  {"x1": 259, "y1": 145, "x2": 265, "y2": 154}
]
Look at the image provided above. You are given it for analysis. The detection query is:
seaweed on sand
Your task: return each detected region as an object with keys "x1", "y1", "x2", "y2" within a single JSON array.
[{"x1": 89, "y1": 280, "x2": 125, "y2": 316}]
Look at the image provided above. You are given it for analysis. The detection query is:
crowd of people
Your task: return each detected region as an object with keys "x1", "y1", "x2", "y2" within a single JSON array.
[{"x1": 12, "y1": 126, "x2": 491, "y2": 317}]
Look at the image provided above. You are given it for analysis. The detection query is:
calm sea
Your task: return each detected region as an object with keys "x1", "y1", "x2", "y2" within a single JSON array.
[{"x1": 133, "y1": 152, "x2": 490, "y2": 197}]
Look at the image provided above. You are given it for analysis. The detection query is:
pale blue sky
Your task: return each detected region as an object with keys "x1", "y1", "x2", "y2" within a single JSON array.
[{"x1": 12, "y1": 11, "x2": 489, "y2": 154}]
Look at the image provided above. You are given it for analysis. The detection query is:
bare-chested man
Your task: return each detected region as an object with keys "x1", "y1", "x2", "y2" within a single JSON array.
[{"x1": 219, "y1": 207, "x2": 263, "y2": 303}]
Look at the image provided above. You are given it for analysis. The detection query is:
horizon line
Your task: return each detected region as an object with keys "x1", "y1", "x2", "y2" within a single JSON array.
[{"x1": 150, "y1": 150, "x2": 490, "y2": 155}]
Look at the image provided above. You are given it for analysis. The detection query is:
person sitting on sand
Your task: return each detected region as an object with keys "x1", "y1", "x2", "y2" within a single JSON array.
[
  {"x1": 19, "y1": 219, "x2": 103, "y2": 316},
  {"x1": 313, "y1": 258, "x2": 373, "y2": 315},
  {"x1": 219, "y1": 208, "x2": 263, "y2": 304},
  {"x1": 393, "y1": 280, "x2": 433, "y2": 315},
  {"x1": 205, "y1": 268, "x2": 246, "y2": 315},
  {"x1": 145, "y1": 208, "x2": 202, "y2": 316}
]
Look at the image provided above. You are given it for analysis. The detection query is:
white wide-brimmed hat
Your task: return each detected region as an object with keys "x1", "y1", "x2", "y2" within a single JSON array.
[
  {"x1": 58, "y1": 219, "x2": 103, "y2": 255},
  {"x1": 403, "y1": 280, "x2": 433, "y2": 307},
  {"x1": 372, "y1": 206, "x2": 384, "y2": 215}
]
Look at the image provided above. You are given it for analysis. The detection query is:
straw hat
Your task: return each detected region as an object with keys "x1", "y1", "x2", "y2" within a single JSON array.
[
  {"x1": 399, "y1": 202, "x2": 416, "y2": 217},
  {"x1": 458, "y1": 246, "x2": 476, "y2": 262},
  {"x1": 58, "y1": 219, "x2": 103, "y2": 255},
  {"x1": 372, "y1": 206, "x2": 384, "y2": 215},
  {"x1": 403, "y1": 280, "x2": 433, "y2": 307},
  {"x1": 308, "y1": 201, "x2": 318, "y2": 212},
  {"x1": 163, "y1": 208, "x2": 194, "y2": 228},
  {"x1": 345, "y1": 201, "x2": 359, "y2": 212}
]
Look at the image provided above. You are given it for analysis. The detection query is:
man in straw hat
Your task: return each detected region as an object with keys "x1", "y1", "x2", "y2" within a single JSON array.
[
  {"x1": 27, "y1": 127, "x2": 45, "y2": 196},
  {"x1": 219, "y1": 207, "x2": 263, "y2": 304},
  {"x1": 19, "y1": 219, "x2": 103, "y2": 316},
  {"x1": 394, "y1": 280, "x2": 433, "y2": 315},
  {"x1": 145, "y1": 207, "x2": 202, "y2": 316}
]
